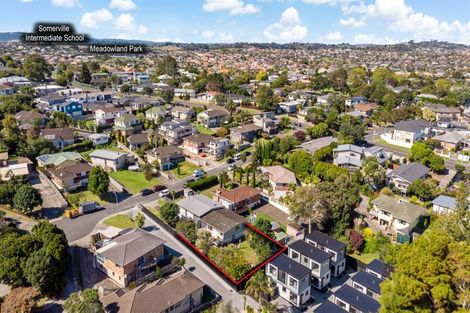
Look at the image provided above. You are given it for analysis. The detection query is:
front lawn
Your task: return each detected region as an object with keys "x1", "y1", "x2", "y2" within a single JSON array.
[
  {"x1": 200, "y1": 185, "x2": 219, "y2": 198},
  {"x1": 109, "y1": 170, "x2": 160, "y2": 194},
  {"x1": 104, "y1": 214, "x2": 136, "y2": 229},
  {"x1": 195, "y1": 123, "x2": 215, "y2": 135},
  {"x1": 374, "y1": 136, "x2": 410, "y2": 153},
  {"x1": 349, "y1": 251, "x2": 379, "y2": 265},
  {"x1": 171, "y1": 161, "x2": 201, "y2": 179}
]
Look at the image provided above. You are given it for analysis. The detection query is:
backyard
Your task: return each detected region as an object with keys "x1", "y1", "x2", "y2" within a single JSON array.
[
  {"x1": 171, "y1": 161, "x2": 201, "y2": 179},
  {"x1": 109, "y1": 170, "x2": 160, "y2": 194},
  {"x1": 104, "y1": 214, "x2": 136, "y2": 229},
  {"x1": 195, "y1": 123, "x2": 215, "y2": 135}
]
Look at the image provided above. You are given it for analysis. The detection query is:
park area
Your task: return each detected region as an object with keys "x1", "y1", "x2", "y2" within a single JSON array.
[{"x1": 109, "y1": 170, "x2": 160, "y2": 194}]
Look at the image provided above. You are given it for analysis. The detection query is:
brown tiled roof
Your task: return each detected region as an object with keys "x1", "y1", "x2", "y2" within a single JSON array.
[
  {"x1": 15, "y1": 110, "x2": 46, "y2": 121},
  {"x1": 151, "y1": 146, "x2": 183, "y2": 159},
  {"x1": 213, "y1": 185, "x2": 261, "y2": 204},
  {"x1": 41, "y1": 128, "x2": 75, "y2": 141},
  {"x1": 230, "y1": 123, "x2": 262, "y2": 133},
  {"x1": 184, "y1": 133, "x2": 214, "y2": 144},
  {"x1": 48, "y1": 162, "x2": 91, "y2": 180},
  {"x1": 101, "y1": 270, "x2": 205, "y2": 313}
]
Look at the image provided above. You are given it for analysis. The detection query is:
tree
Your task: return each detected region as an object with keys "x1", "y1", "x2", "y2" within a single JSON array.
[
  {"x1": 347, "y1": 67, "x2": 367, "y2": 95},
  {"x1": 361, "y1": 157, "x2": 386, "y2": 189},
  {"x1": 13, "y1": 184, "x2": 42, "y2": 213},
  {"x1": 195, "y1": 229, "x2": 212, "y2": 254},
  {"x1": 338, "y1": 116, "x2": 365, "y2": 144},
  {"x1": 135, "y1": 212, "x2": 145, "y2": 229},
  {"x1": 409, "y1": 142, "x2": 446, "y2": 172},
  {"x1": 208, "y1": 244, "x2": 251, "y2": 280},
  {"x1": 0, "y1": 287, "x2": 40, "y2": 313},
  {"x1": 63, "y1": 288, "x2": 104, "y2": 313},
  {"x1": 289, "y1": 185, "x2": 328, "y2": 233},
  {"x1": 143, "y1": 86, "x2": 153, "y2": 97},
  {"x1": 219, "y1": 171, "x2": 229, "y2": 188},
  {"x1": 22, "y1": 54, "x2": 51, "y2": 81},
  {"x1": 348, "y1": 229, "x2": 364, "y2": 252},
  {"x1": 245, "y1": 271, "x2": 271, "y2": 305},
  {"x1": 156, "y1": 55, "x2": 177, "y2": 78},
  {"x1": 288, "y1": 150, "x2": 313, "y2": 175},
  {"x1": 140, "y1": 163, "x2": 153, "y2": 181},
  {"x1": 307, "y1": 122, "x2": 330, "y2": 139},
  {"x1": 24, "y1": 248, "x2": 62, "y2": 295},
  {"x1": 175, "y1": 220, "x2": 197, "y2": 243},
  {"x1": 255, "y1": 86, "x2": 276, "y2": 111},
  {"x1": 328, "y1": 68, "x2": 348, "y2": 92},
  {"x1": 279, "y1": 116, "x2": 290, "y2": 130},
  {"x1": 120, "y1": 84, "x2": 131, "y2": 94},
  {"x1": 88, "y1": 166, "x2": 109, "y2": 198},
  {"x1": 256, "y1": 70, "x2": 268, "y2": 81},
  {"x1": 159, "y1": 202, "x2": 179, "y2": 227},
  {"x1": 79, "y1": 63, "x2": 91, "y2": 84}
]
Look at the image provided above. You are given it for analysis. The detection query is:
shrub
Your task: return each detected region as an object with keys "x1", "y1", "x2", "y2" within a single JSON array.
[{"x1": 187, "y1": 175, "x2": 218, "y2": 191}]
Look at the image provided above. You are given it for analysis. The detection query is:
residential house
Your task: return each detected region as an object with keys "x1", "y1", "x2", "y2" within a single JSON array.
[
  {"x1": 199, "y1": 208, "x2": 246, "y2": 244},
  {"x1": 229, "y1": 124, "x2": 262, "y2": 144},
  {"x1": 51, "y1": 100, "x2": 83, "y2": 118},
  {"x1": 0, "y1": 152, "x2": 31, "y2": 181},
  {"x1": 197, "y1": 108, "x2": 230, "y2": 128},
  {"x1": 266, "y1": 254, "x2": 311, "y2": 307},
  {"x1": 159, "y1": 120, "x2": 196, "y2": 145},
  {"x1": 260, "y1": 166, "x2": 297, "y2": 199},
  {"x1": 48, "y1": 162, "x2": 92, "y2": 191},
  {"x1": 101, "y1": 270, "x2": 205, "y2": 313},
  {"x1": 253, "y1": 112, "x2": 278, "y2": 134},
  {"x1": 126, "y1": 97, "x2": 156, "y2": 112},
  {"x1": 433, "y1": 132, "x2": 466, "y2": 150},
  {"x1": 127, "y1": 133, "x2": 150, "y2": 150},
  {"x1": 206, "y1": 137, "x2": 230, "y2": 160},
  {"x1": 95, "y1": 107, "x2": 126, "y2": 126},
  {"x1": 381, "y1": 119, "x2": 431, "y2": 148},
  {"x1": 350, "y1": 271, "x2": 384, "y2": 300},
  {"x1": 354, "y1": 102, "x2": 378, "y2": 117},
  {"x1": 15, "y1": 110, "x2": 47, "y2": 131},
  {"x1": 370, "y1": 195, "x2": 427, "y2": 243},
  {"x1": 89, "y1": 149, "x2": 128, "y2": 171},
  {"x1": 332, "y1": 285, "x2": 380, "y2": 313},
  {"x1": 177, "y1": 195, "x2": 222, "y2": 227},
  {"x1": 114, "y1": 114, "x2": 142, "y2": 136},
  {"x1": 386, "y1": 163, "x2": 430, "y2": 193},
  {"x1": 182, "y1": 133, "x2": 214, "y2": 155},
  {"x1": 432, "y1": 195, "x2": 457, "y2": 214},
  {"x1": 364, "y1": 146, "x2": 392, "y2": 165},
  {"x1": 298, "y1": 136, "x2": 337, "y2": 154},
  {"x1": 145, "y1": 106, "x2": 167, "y2": 121},
  {"x1": 40, "y1": 128, "x2": 75, "y2": 149},
  {"x1": 305, "y1": 231, "x2": 346, "y2": 277},
  {"x1": 70, "y1": 92, "x2": 112, "y2": 104},
  {"x1": 314, "y1": 300, "x2": 348, "y2": 313},
  {"x1": 425, "y1": 104, "x2": 461, "y2": 121},
  {"x1": 174, "y1": 88, "x2": 195, "y2": 98},
  {"x1": 146, "y1": 146, "x2": 185, "y2": 171},
  {"x1": 288, "y1": 240, "x2": 331, "y2": 290},
  {"x1": 279, "y1": 101, "x2": 300, "y2": 113},
  {"x1": 36, "y1": 94, "x2": 67, "y2": 106},
  {"x1": 36, "y1": 152, "x2": 83, "y2": 169},
  {"x1": 196, "y1": 91, "x2": 220, "y2": 102},
  {"x1": 171, "y1": 106, "x2": 195, "y2": 121},
  {"x1": 212, "y1": 186, "x2": 261, "y2": 213},
  {"x1": 333, "y1": 144, "x2": 364, "y2": 170},
  {"x1": 94, "y1": 228, "x2": 166, "y2": 288},
  {"x1": 88, "y1": 133, "x2": 110, "y2": 146},
  {"x1": 0, "y1": 83, "x2": 14, "y2": 95},
  {"x1": 366, "y1": 259, "x2": 394, "y2": 280},
  {"x1": 345, "y1": 96, "x2": 368, "y2": 106}
]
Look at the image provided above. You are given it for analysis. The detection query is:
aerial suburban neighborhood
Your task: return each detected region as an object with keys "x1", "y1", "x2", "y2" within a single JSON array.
[{"x1": 0, "y1": 1, "x2": 469, "y2": 313}]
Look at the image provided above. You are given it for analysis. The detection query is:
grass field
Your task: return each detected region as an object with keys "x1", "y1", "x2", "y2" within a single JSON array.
[
  {"x1": 195, "y1": 123, "x2": 216, "y2": 135},
  {"x1": 171, "y1": 161, "x2": 200, "y2": 179},
  {"x1": 349, "y1": 252, "x2": 379, "y2": 265},
  {"x1": 239, "y1": 241, "x2": 259, "y2": 266},
  {"x1": 104, "y1": 214, "x2": 136, "y2": 229},
  {"x1": 374, "y1": 136, "x2": 411, "y2": 153},
  {"x1": 110, "y1": 170, "x2": 160, "y2": 194}
]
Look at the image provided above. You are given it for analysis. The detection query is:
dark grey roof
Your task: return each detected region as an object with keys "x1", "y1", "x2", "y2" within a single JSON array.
[
  {"x1": 269, "y1": 254, "x2": 310, "y2": 280},
  {"x1": 351, "y1": 271, "x2": 384, "y2": 294},
  {"x1": 305, "y1": 231, "x2": 346, "y2": 252},
  {"x1": 366, "y1": 259, "x2": 394, "y2": 278},
  {"x1": 334, "y1": 285, "x2": 380, "y2": 313},
  {"x1": 288, "y1": 240, "x2": 331, "y2": 263},
  {"x1": 386, "y1": 163, "x2": 429, "y2": 183},
  {"x1": 314, "y1": 300, "x2": 348, "y2": 313},
  {"x1": 432, "y1": 195, "x2": 456, "y2": 210},
  {"x1": 200, "y1": 209, "x2": 246, "y2": 233},
  {"x1": 395, "y1": 119, "x2": 430, "y2": 132}
]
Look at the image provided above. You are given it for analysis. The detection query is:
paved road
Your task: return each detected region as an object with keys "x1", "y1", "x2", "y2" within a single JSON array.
[{"x1": 53, "y1": 159, "x2": 245, "y2": 243}]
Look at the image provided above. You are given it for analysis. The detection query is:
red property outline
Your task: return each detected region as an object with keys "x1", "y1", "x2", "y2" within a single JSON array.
[{"x1": 177, "y1": 222, "x2": 287, "y2": 286}]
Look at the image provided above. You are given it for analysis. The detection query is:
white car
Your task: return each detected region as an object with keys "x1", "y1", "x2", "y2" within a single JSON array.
[
  {"x1": 192, "y1": 169, "x2": 205, "y2": 177},
  {"x1": 228, "y1": 164, "x2": 235, "y2": 171},
  {"x1": 159, "y1": 189, "x2": 170, "y2": 197}
]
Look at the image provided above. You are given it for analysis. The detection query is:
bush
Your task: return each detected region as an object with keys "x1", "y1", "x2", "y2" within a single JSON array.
[
  {"x1": 187, "y1": 175, "x2": 218, "y2": 191},
  {"x1": 61, "y1": 140, "x2": 93, "y2": 152}
]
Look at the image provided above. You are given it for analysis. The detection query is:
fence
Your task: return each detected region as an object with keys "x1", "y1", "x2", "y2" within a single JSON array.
[{"x1": 109, "y1": 176, "x2": 125, "y2": 193}]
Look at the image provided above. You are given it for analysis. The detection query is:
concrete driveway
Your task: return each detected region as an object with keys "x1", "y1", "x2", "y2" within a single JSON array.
[{"x1": 29, "y1": 171, "x2": 67, "y2": 219}]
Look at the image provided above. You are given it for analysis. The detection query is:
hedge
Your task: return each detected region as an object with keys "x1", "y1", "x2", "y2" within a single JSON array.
[
  {"x1": 186, "y1": 175, "x2": 218, "y2": 191},
  {"x1": 62, "y1": 140, "x2": 94, "y2": 152}
]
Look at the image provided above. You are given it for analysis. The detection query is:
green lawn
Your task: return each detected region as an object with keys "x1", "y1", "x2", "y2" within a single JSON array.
[
  {"x1": 253, "y1": 212, "x2": 287, "y2": 232},
  {"x1": 195, "y1": 123, "x2": 215, "y2": 135},
  {"x1": 239, "y1": 241, "x2": 259, "y2": 266},
  {"x1": 171, "y1": 161, "x2": 201, "y2": 179},
  {"x1": 374, "y1": 136, "x2": 411, "y2": 153},
  {"x1": 109, "y1": 170, "x2": 160, "y2": 194},
  {"x1": 349, "y1": 252, "x2": 379, "y2": 265},
  {"x1": 200, "y1": 185, "x2": 219, "y2": 198},
  {"x1": 104, "y1": 214, "x2": 136, "y2": 229}
]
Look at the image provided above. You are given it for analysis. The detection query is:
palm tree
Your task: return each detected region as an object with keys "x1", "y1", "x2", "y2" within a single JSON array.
[
  {"x1": 245, "y1": 271, "x2": 271, "y2": 307},
  {"x1": 219, "y1": 171, "x2": 229, "y2": 188}
]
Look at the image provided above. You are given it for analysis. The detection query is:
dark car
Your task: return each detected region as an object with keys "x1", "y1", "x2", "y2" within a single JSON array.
[
  {"x1": 183, "y1": 178, "x2": 195, "y2": 188},
  {"x1": 140, "y1": 188, "x2": 153, "y2": 196},
  {"x1": 152, "y1": 184, "x2": 166, "y2": 192},
  {"x1": 226, "y1": 158, "x2": 235, "y2": 164}
]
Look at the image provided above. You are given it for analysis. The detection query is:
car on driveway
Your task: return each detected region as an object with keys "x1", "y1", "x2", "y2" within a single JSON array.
[
  {"x1": 226, "y1": 158, "x2": 235, "y2": 164},
  {"x1": 159, "y1": 189, "x2": 170, "y2": 197},
  {"x1": 140, "y1": 188, "x2": 153, "y2": 196},
  {"x1": 152, "y1": 184, "x2": 166, "y2": 192}
]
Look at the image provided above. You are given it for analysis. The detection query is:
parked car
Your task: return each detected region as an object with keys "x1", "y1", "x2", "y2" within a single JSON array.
[
  {"x1": 233, "y1": 153, "x2": 242, "y2": 161},
  {"x1": 152, "y1": 184, "x2": 166, "y2": 192},
  {"x1": 226, "y1": 158, "x2": 235, "y2": 164},
  {"x1": 78, "y1": 201, "x2": 101, "y2": 214},
  {"x1": 228, "y1": 164, "x2": 235, "y2": 171},
  {"x1": 159, "y1": 189, "x2": 170, "y2": 197},
  {"x1": 183, "y1": 178, "x2": 195, "y2": 188},
  {"x1": 140, "y1": 188, "x2": 153, "y2": 196},
  {"x1": 192, "y1": 169, "x2": 205, "y2": 177},
  {"x1": 128, "y1": 164, "x2": 140, "y2": 171}
]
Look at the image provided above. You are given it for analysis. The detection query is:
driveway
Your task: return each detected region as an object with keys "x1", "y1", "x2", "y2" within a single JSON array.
[{"x1": 29, "y1": 171, "x2": 67, "y2": 219}]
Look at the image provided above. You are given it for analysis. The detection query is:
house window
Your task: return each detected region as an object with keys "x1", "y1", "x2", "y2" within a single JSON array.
[
  {"x1": 367, "y1": 289, "x2": 374, "y2": 297},
  {"x1": 137, "y1": 256, "x2": 144, "y2": 267},
  {"x1": 289, "y1": 277, "x2": 298, "y2": 289},
  {"x1": 269, "y1": 265, "x2": 277, "y2": 275},
  {"x1": 353, "y1": 282, "x2": 364, "y2": 292},
  {"x1": 311, "y1": 262, "x2": 319, "y2": 272},
  {"x1": 336, "y1": 299, "x2": 347, "y2": 309},
  {"x1": 291, "y1": 251, "x2": 299, "y2": 260}
]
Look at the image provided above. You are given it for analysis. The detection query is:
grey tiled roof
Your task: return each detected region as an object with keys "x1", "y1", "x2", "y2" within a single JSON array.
[
  {"x1": 386, "y1": 163, "x2": 429, "y2": 183},
  {"x1": 334, "y1": 285, "x2": 380, "y2": 313},
  {"x1": 351, "y1": 271, "x2": 384, "y2": 294},
  {"x1": 288, "y1": 240, "x2": 331, "y2": 263},
  {"x1": 371, "y1": 195, "x2": 426, "y2": 223},
  {"x1": 178, "y1": 195, "x2": 222, "y2": 217},
  {"x1": 432, "y1": 195, "x2": 456, "y2": 210},
  {"x1": 269, "y1": 254, "x2": 310, "y2": 280}
]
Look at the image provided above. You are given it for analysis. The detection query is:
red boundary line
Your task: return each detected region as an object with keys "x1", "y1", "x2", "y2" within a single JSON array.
[{"x1": 177, "y1": 222, "x2": 287, "y2": 286}]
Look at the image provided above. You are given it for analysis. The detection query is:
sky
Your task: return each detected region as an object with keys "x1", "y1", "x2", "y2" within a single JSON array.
[{"x1": 1, "y1": 0, "x2": 470, "y2": 44}]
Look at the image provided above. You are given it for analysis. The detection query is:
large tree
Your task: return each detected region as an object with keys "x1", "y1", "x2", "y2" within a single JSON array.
[
  {"x1": 79, "y1": 63, "x2": 91, "y2": 84},
  {"x1": 245, "y1": 271, "x2": 271, "y2": 305},
  {"x1": 22, "y1": 54, "x2": 51, "y2": 81},
  {"x1": 13, "y1": 184, "x2": 42, "y2": 213},
  {"x1": 361, "y1": 157, "x2": 386, "y2": 189},
  {"x1": 289, "y1": 185, "x2": 328, "y2": 233},
  {"x1": 159, "y1": 202, "x2": 180, "y2": 227},
  {"x1": 63, "y1": 288, "x2": 104, "y2": 313},
  {"x1": 255, "y1": 86, "x2": 276, "y2": 111},
  {"x1": 88, "y1": 166, "x2": 109, "y2": 198}
]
